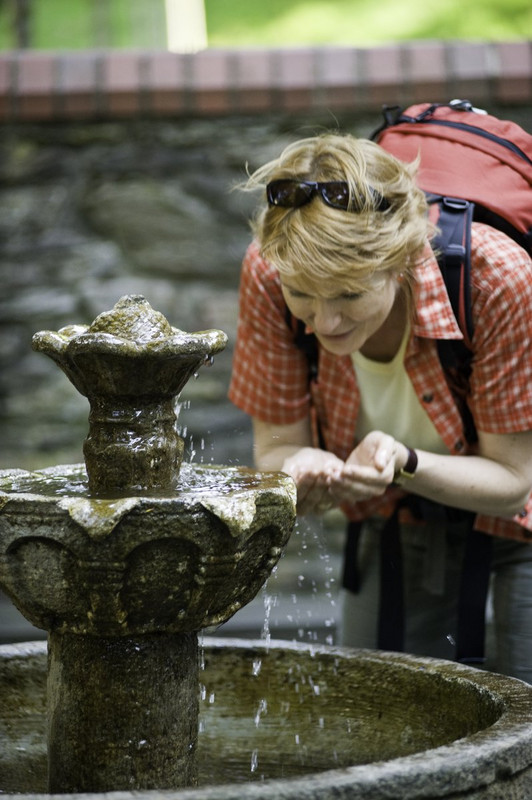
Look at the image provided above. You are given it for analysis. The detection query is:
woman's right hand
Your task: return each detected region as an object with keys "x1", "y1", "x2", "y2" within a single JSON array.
[{"x1": 282, "y1": 447, "x2": 345, "y2": 515}]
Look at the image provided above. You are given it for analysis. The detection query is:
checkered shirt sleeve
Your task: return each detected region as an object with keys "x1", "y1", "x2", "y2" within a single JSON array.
[{"x1": 468, "y1": 225, "x2": 532, "y2": 434}]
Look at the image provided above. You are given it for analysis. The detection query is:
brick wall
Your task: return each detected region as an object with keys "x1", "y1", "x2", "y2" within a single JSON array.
[{"x1": 1, "y1": 40, "x2": 531, "y2": 122}]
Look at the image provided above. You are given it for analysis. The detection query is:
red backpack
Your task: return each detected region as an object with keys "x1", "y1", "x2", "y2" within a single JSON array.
[{"x1": 372, "y1": 99, "x2": 532, "y2": 351}]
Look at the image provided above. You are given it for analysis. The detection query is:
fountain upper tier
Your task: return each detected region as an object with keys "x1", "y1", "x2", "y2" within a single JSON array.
[{"x1": 31, "y1": 294, "x2": 228, "y2": 496}]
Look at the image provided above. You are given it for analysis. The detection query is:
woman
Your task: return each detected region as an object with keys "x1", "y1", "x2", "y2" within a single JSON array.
[{"x1": 228, "y1": 133, "x2": 532, "y2": 681}]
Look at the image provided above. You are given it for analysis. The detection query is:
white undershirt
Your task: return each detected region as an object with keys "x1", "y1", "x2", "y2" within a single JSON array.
[{"x1": 351, "y1": 325, "x2": 449, "y2": 454}]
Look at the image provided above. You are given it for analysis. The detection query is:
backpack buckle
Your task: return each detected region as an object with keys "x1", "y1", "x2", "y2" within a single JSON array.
[{"x1": 442, "y1": 196, "x2": 471, "y2": 213}]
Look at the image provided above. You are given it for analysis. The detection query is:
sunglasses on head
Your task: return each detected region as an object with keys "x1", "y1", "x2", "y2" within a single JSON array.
[{"x1": 266, "y1": 179, "x2": 390, "y2": 212}]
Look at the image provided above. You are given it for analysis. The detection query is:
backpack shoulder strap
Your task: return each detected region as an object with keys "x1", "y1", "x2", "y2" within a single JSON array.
[
  {"x1": 431, "y1": 196, "x2": 474, "y2": 345},
  {"x1": 429, "y1": 195, "x2": 477, "y2": 444}
]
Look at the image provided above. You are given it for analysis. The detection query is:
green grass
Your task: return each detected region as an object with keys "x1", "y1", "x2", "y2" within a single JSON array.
[{"x1": 1, "y1": 0, "x2": 530, "y2": 50}]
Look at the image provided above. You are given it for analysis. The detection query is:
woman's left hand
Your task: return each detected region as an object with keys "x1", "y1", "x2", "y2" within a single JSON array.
[{"x1": 326, "y1": 431, "x2": 402, "y2": 504}]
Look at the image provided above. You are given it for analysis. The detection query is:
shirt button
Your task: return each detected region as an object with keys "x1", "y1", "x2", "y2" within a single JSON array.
[
  {"x1": 455, "y1": 439, "x2": 464, "y2": 452},
  {"x1": 422, "y1": 393, "x2": 434, "y2": 403}
]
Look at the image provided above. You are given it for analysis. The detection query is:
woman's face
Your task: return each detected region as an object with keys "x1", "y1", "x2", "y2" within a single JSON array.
[{"x1": 281, "y1": 273, "x2": 399, "y2": 356}]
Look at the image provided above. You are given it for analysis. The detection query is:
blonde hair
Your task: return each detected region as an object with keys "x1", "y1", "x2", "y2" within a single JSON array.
[{"x1": 245, "y1": 133, "x2": 431, "y2": 294}]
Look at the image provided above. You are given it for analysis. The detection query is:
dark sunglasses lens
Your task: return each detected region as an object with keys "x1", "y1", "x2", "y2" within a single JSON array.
[
  {"x1": 321, "y1": 182, "x2": 350, "y2": 209},
  {"x1": 267, "y1": 180, "x2": 313, "y2": 208}
]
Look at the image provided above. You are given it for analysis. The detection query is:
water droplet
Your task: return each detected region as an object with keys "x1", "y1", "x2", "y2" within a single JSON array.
[{"x1": 254, "y1": 698, "x2": 267, "y2": 727}]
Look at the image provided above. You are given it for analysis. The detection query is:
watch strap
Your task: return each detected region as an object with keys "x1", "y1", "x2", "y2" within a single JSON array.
[{"x1": 394, "y1": 447, "x2": 418, "y2": 483}]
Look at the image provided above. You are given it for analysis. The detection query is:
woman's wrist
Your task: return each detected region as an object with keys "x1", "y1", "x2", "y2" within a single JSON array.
[{"x1": 393, "y1": 444, "x2": 418, "y2": 485}]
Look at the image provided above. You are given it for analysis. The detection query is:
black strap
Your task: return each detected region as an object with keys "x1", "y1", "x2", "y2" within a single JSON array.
[
  {"x1": 455, "y1": 528, "x2": 493, "y2": 664},
  {"x1": 430, "y1": 195, "x2": 474, "y2": 352},
  {"x1": 377, "y1": 506, "x2": 405, "y2": 651},
  {"x1": 342, "y1": 505, "x2": 493, "y2": 662},
  {"x1": 342, "y1": 521, "x2": 363, "y2": 593}
]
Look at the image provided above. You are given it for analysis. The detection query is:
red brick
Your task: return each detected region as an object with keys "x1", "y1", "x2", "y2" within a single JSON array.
[
  {"x1": 235, "y1": 88, "x2": 273, "y2": 113},
  {"x1": 365, "y1": 45, "x2": 403, "y2": 85},
  {"x1": 319, "y1": 47, "x2": 358, "y2": 87},
  {"x1": 282, "y1": 87, "x2": 315, "y2": 111},
  {"x1": 313, "y1": 48, "x2": 360, "y2": 110},
  {"x1": 496, "y1": 41, "x2": 532, "y2": 77},
  {"x1": 147, "y1": 51, "x2": 186, "y2": 88},
  {"x1": 57, "y1": 53, "x2": 100, "y2": 118},
  {"x1": 364, "y1": 45, "x2": 406, "y2": 107},
  {"x1": 234, "y1": 49, "x2": 272, "y2": 90},
  {"x1": 189, "y1": 50, "x2": 231, "y2": 113},
  {"x1": 494, "y1": 41, "x2": 532, "y2": 103},
  {"x1": 104, "y1": 51, "x2": 141, "y2": 90},
  {"x1": 409, "y1": 83, "x2": 450, "y2": 104},
  {"x1": 0, "y1": 55, "x2": 14, "y2": 94},
  {"x1": 16, "y1": 51, "x2": 56, "y2": 94},
  {"x1": 13, "y1": 52, "x2": 57, "y2": 120},
  {"x1": 144, "y1": 51, "x2": 187, "y2": 115},
  {"x1": 404, "y1": 41, "x2": 450, "y2": 102},
  {"x1": 0, "y1": 96, "x2": 11, "y2": 122},
  {"x1": 276, "y1": 48, "x2": 316, "y2": 89},
  {"x1": 450, "y1": 42, "x2": 492, "y2": 79},
  {"x1": 406, "y1": 42, "x2": 447, "y2": 82},
  {"x1": 192, "y1": 49, "x2": 230, "y2": 89},
  {"x1": 0, "y1": 57, "x2": 14, "y2": 121},
  {"x1": 318, "y1": 85, "x2": 357, "y2": 110},
  {"x1": 149, "y1": 88, "x2": 187, "y2": 115},
  {"x1": 17, "y1": 95, "x2": 56, "y2": 120},
  {"x1": 193, "y1": 89, "x2": 231, "y2": 115},
  {"x1": 275, "y1": 48, "x2": 317, "y2": 111},
  {"x1": 102, "y1": 52, "x2": 142, "y2": 116},
  {"x1": 231, "y1": 49, "x2": 274, "y2": 113}
]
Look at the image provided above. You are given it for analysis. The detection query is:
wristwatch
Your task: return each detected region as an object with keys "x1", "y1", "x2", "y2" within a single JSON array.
[{"x1": 394, "y1": 447, "x2": 418, "y2": 484}]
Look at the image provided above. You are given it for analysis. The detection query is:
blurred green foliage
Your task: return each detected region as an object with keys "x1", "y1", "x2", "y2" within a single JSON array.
[
  {"x1": 205, "y1": 0, "x2": 532, "y2": 47},
  {"x1": 1, "y1": 0, "x2": 530, "y2": 50}
]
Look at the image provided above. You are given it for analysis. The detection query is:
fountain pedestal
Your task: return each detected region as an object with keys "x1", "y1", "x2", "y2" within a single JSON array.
[{"x1": 47, "y1": 632, "x2": 198, "y2": 792}]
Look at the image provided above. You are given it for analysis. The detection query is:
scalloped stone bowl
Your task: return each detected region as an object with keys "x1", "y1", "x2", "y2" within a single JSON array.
[{"x1": 1, "y1": 638, "x2": 532, "y2": 799}]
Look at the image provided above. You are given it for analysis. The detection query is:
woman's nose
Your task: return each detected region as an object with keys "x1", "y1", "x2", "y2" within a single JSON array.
[{"x1": 311, "y1": 300, "x2": 341, "y2": 334}]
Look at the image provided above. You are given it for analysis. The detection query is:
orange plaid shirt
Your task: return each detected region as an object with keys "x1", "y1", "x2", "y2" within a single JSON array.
[{"x1": 229, "y1": 223, "x2": 532, "y2": 541}]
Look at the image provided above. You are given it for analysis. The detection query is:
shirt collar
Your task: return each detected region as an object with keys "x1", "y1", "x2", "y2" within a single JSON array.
[{"x1": 412, "y1": 243, "x2": 464, "y2": 341}]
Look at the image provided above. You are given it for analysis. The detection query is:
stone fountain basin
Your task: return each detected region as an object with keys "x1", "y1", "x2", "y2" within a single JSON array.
[{"x1": 1, "y1": 638, "x2": 532, "y2": 799}]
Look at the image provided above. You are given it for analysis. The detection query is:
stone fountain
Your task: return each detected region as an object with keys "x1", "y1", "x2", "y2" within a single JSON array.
[
  {"x1": 0, "y1": 295, "x2": 296, "y2": 793},
  {"x1": 1, "y1": 295, "x2": 532, "y2": 799}
]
